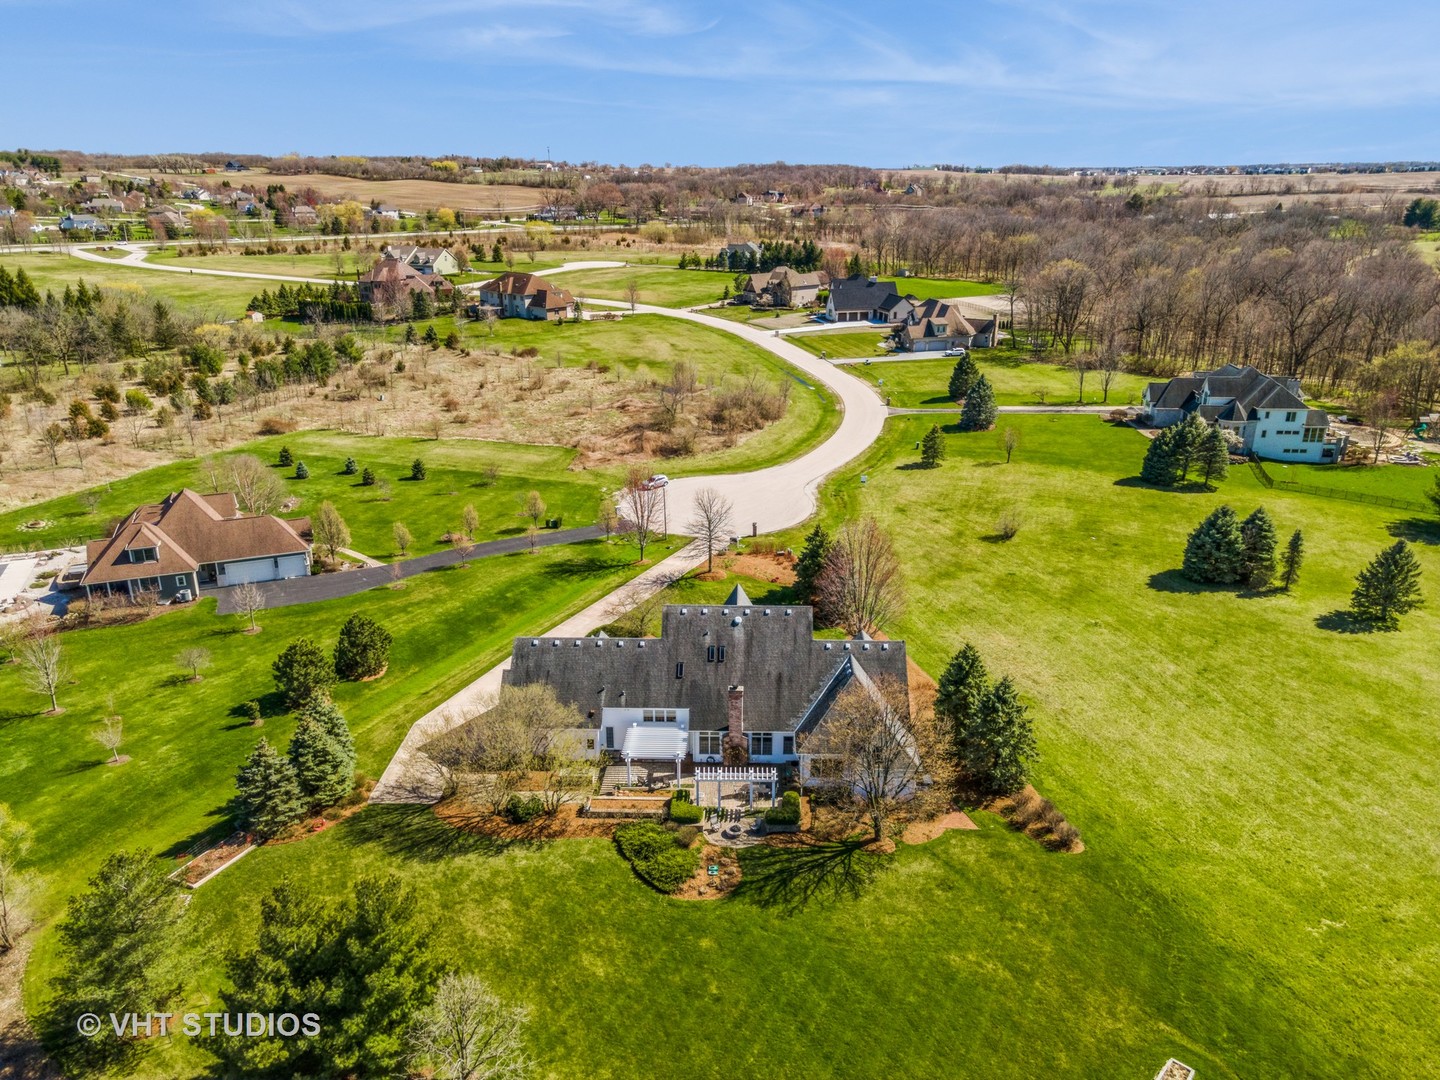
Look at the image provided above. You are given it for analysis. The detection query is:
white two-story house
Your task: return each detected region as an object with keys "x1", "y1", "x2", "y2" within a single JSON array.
[{"x1": 1142, "y1": 364, "x2": 1345, "y2": 463}]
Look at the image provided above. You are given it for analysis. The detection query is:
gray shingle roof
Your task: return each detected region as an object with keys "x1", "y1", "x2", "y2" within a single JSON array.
[
  {"x1": 503, "y1": 604, "x2": 908, "y2": 733},
  {"x1": 828, "y1": 275, "x2": 900, "y2": 314}
]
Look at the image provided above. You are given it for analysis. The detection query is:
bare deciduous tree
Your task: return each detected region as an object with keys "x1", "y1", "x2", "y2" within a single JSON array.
[
  {"x1": 393, "y1": 521, "x2": 414, "y2": 557},
  {"x1": 227, "y1": 454, "x2": 286, "y2": 516},
  {"x1": 1362, "y1": 391, "x2": 1397, "y2": 464},
  {"x1": 815, "y1": 517, "x2": 905, "y2": 637},
  {"x1": 407, "y1": 972, "x2": 532, "y2": 1080},
  {"x1": 18, "y1": 633, "x2": 65, "y2": 713},
  {"x1": 999, "y1": 425, "x2": 1020, "y2": 463},
  {"x1": 596, "y1": 500, "x2": 618, "y2": 541},
  {"x1": 176, "y1": 646, "x2": 212, "y2": 682},
  {"x1": 233, "y1": 582, "x2": 266, "y2": 633},
  {"x1": 462, "y1": 503, "x2": 480, "y2": 540},
  {"x1": 1097, "y1": 350, "x2": 1127, "y2": 404},
  {"x1": 519, "y1": 490, "x2": 546, "y2": 530},
  {"x1": 625, "y1": 277, "x2": 640, "y2": 311},
  {"x1": 617, "y1": 467, "x2": 665, "y2": 563},
  {"x1": 687, "y1": 487, "x2": 734, "y2": 574},
  {"x1": 312, "y1": 501, "x2": 351, "y2": 562},
  {"x1": 91, "y1": 715, "x2": 124, "y2": 763},
  {"x1": 799, "y1": 674, "x2": 952, "y2": 842},
  {"x1": 0, "y1": 803, "x2": 37, "y2": 952}
]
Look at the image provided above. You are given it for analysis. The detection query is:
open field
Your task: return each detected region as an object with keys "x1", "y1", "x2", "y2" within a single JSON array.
[
  {"x1": 27, "y1": 415, "x2": 1440, "y2": 1078},
  {"x1": 0, "y1": 251, "x2": 263, "y2": 315},
  {"x1": 1, "y1": 536, "x2": 654, "y2": 910},
  {"x1": 559, "y1": 265, "x2": 735, "y2": 308},
  {"x1": 117, "y1": 169, "x2": 549, "y2": 214},
  {"x1": 143, "y1": 247, "x2": 363, "y2": 278},
  {"x1": 845, "y1": 352, "x2": 1152, "y2": 407},
  {"x1": 889, "y1": 276, "x2": 1006, "y2": 300},
  {"x1": 0, "y1": 433, "x2": 613, "y2": 558}
]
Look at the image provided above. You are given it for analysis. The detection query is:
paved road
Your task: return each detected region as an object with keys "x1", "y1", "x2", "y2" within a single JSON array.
[{"x1": 211, "y1": 526, "x2": 601, "y2": 613}]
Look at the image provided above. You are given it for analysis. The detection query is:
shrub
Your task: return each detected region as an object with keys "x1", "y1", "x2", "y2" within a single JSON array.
[
  {"x1": 503, "y1": 795, "x2": 544, "y2": 824},
  {"x1": 294, "y1": 461, "x2": 310, "y2": 479},
  {"x1": 333, "y1": 613, "x2": 391, "y2": 680},
  {"x1": 764, "y1": 790, "x2": 802, "y2": 826},
  {"x1": 1049, "y1": 820, "x2": 1081, "y2": 851},
  {"x1": 614, "y1": 821, "x2": 700, "y2": 893},
  {"x1": 674, "y1": 824, "x2": 703, "y2": 848},
  {"x1": 342, "y1": 457, "x2": 358, "y2": 475},
  {"x1": 258, "y1": 417, "x2": 296, "y2": 435},
  {"x1": 361, "y1": 467, "x2": 376, "y2": 486},
  {"x1": 668, "y1": 798, "x2": 703, "y2": 825},
  {"x1": 243, "y1": 699, "x2": 262, "y2": 726}
]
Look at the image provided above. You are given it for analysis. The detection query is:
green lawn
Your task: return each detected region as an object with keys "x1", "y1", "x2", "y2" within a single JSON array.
[
  {"x1": 2, "y1": 536, "x2": 655, "y2": 912},
  {"x1": 143, "y1": 248, "x2": 361, "y2": 278},
  {"x1": 842, "y1": 350, "x2": 1152, "y2": 407},
  {"x1": 0, "y1": 433, "x2": 613, "y2": 558},
  {"x1": 890, "y1": 276, "x2": 1006, "y2": 300},
  {"x1": 0, "y1": 252, "x2": 261, "y2": 317},
  {"x1": 558, "y1": 265, "x2": 734, "y2": 308},
  {"x1": 20, "y1": 417, "x2": 1440, "y2": 1078},
  {"x1": 791, "y1": 329, "x2": 900, "y2": 359}
]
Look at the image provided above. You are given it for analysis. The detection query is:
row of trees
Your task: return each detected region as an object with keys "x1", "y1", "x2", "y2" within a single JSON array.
[{"x1": 1141, "y1": 415, "x2": 1232, "y2": 489}]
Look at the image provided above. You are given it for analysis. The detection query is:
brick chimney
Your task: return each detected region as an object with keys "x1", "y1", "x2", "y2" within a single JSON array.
[{"x1": 722, "y1": 685, "x2": 748, "y2": 764}]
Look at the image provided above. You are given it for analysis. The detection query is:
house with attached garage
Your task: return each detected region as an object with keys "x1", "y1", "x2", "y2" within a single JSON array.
[
  {"x1": 893, "y1": 298, "x2": 999, "y2": 352},
  {"x1": 58, "y1": 214, "x2": 109, "y2": 235},
  {"x1": 80, "y1": 489, "x2": 311, "y2": 603},
  {"x1": 382, "y1": 244, "x2": 462, "y2": 276},
  {"x1": 824, "y1": 275, "x2": 915, "y2": 324},
  {"x1": 475, "y1": 271, "x2": 576, "y2": 321},
  {"x1": 737, "y1": 266, "x2": 829, "y2": 308},
  {"x1": 502, "y1": 584, "x2": 910, "y2": 787},
  {"x1": 1142, "y1": 363, "x2": 1346, "y2": 463}
]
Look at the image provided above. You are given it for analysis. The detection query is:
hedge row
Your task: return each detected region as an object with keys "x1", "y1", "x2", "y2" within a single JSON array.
[{"x1": 763, "y1": 790, "x2": 802, "y2": 826}]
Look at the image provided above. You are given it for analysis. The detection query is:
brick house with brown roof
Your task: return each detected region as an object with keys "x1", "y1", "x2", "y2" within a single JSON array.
[
  {"x1": 475, "y1": 271, "x2": 576, "y2": 321},
  {"x1": 80, "y1": 489, "x2": 312, "y2": 602}
]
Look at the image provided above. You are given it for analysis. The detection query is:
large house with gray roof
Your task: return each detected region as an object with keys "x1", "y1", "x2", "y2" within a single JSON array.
[
  {"x1": 1142, "y1": 364, "x2": 1344, "y2": 463},
  {"x1": 825, "y1": 275, "x2": 915, "y2": 324},
  {"x1": 502, "y1": 585, "x2": 909, "y2": 780}
]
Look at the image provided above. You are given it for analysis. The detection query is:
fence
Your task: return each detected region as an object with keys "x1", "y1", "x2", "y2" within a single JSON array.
[{"x1": 1249, "y1": 456, "x2": 1431, "y2": 513}]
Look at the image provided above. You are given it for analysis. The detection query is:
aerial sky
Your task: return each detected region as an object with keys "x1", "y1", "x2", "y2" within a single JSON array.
[{"x1": 7, "y1": 0, "x2": 1439, "y2": 167}]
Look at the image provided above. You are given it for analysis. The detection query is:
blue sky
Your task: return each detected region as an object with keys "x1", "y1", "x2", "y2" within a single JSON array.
[{"x1": 7, "y1": 0, "x2": 1439, "y2": 167}]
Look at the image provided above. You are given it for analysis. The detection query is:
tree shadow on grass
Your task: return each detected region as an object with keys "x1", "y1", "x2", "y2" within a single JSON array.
[
  {"x1": 729, "y1": 838, "x2": 890, "y2": 914},
  {"x1": 1147, "y1": 570, "x2": 1216, "y2": 594},
  {"x1": 224, "y1": 690, "x2": 287, "y2": 728},
  {"x1": 540, "y1": 555, "x2": 635, "y2": 579},
  {"x1": 1387, "y1": 518, "x2": 1440, "y2": 545},
  {"x1": 160, "y1": 811, "x2": 236, "y2": 862},
  {"x1": 1315, "y1": 609, "x2": 1378, "y2": 634},
  {"x1": 1113, "y1": 476, "x2": 1214, "y2": 493},
  {"x1": 334, "y1": 803, "x2": 509, "y2": 861},
  {"x1": 894, "y1": 462, "x2": 936, "y2": 471},
  {"x1": 920, "y1": 395, "x2": 957, "y2": 406}
]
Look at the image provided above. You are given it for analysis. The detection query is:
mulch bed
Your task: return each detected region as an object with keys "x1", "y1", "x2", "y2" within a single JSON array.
[
  {"x1": 672, "y1": 844, "x2": 742, "y2": 901},
  {"x1": 436, "y1": 801, "x2": 618, "y2": 840},
  {"x1": 901, "y1": 811, "x2": 978, "y2": 845},
  {"x1": 725, "y1": 551, "x2": 796, "y2": 585},
  {"x1": 177, "y1": 832, "x2": 251, "y2": 885}
]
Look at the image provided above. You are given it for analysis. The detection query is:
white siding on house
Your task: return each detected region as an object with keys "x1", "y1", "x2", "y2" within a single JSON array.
[
  {"x1": 217, "y1": 551, "x2": 310, "y2": 585},
  {"x1": 599, "y1": 706, "x2": 689, "y2": 755}
]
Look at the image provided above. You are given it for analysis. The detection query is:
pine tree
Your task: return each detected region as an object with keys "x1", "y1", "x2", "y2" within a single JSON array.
[
  {"x1": 921, "y1": 425, "x2": 945, "y2": 467},
  {"x1": 288, "y1": 698, "x2": 356, "y2": 810},
  {"x1": 342, "y1": 456, "x2": 358, "y2": 475},
  {"x1": 1240, "y1": 507, "x2": 1278, "y2": 590},
  {"x1": 1351, "y1": 540, "x2": 1424, "y2": 630},
  {"x1": 294, "y1": 460, "x2": 310, "y2": 479},
  {"x1": 234, "y1": 738, "x2": 305, "y2": 839},
  {"x1": 334, "y1": 614, "x2": 391, "y2": 680},
  {"x1": 272, "y1": 638, "x2": 336, "y2": 708},
  {"x1": 1196, "y1": 425, "x2": 1230, "y2": 489},
  {"x1": 361, "y1": 467, "x2": 376, "y2": 486},
  {"x1": 957, "y1": 375, "x2": 997, "y2": 432},
  {"x1": 277, "y1": 445, "x2": 293, "y2": 467},
  {"x1": 423, "y1": 324, "x2": 440, "y2": 347},
  {"x1": 410, "y1": 458, "x2": 427, "y2": 481},
  {"x1": 1182, "y1": 505, "x2": 1246, "y2": 584},
  {"x1": 947, "y1": 354, "x2": 981, "y2": 401},
  {"x1": 935, "y1": 643, "x2": 990, "y2": 760},
  {"x1": 1171, "y1": 415, "x2": 1207, "y2": 482},
  {"x1": 793, "y1": 524, "x2": 831, "y2": 604},
  {"x1": 1280, "y1": 529, "x2": 1304, "y2": 591},
  {"x1": 1140, "y1": 427, "x2": 1181, "y2": 486},
  {"x1": 970, "y1": 677, "x2": 1037, "y2": 796}
]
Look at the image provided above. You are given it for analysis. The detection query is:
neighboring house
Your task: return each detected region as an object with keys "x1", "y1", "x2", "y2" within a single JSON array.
[
  {"x1": 82, "y1": 196, "x2": 125, "y2": 214},
  {"x1": 58, "y1": 214, "x2": 109, "y2": 235},
  {"x1": 824, "y1": 275, "x2": 914, "y2": 324},
  {"x1": 903, "y1": 183, "x2": 925, "y2": 197},
  {"x1": 732, "y1": 192, "x2": 755, "y2": 206},
  {"x1": 1142, "y1": 363, "x2": 1344, "y2": 463},
  {"x1": 503, "y1": 584, "x2": 910, "y2": 785},
  {"x1": 475, "y1": 271, "x2": 576, "y2": 321},
  {"x1": 180, "y1": 187, "x2": 211, "y2": 202},
  {"x1": 894, "y1": 298, "x2": 999, "y2": 352},
  {"x1": 357, "y1": 256, "x2": 453, "y2": 306},
  {"x1": 762, "y1": 189, "x2": 787, "y2": 203},
  {"x1": 148, "y1": 208, "x2": 187, "y2": 234},
  {"x1": 382, "y1": 244, "x2": 461, "y2": 276},
  {"x1": 367, "y1": 204, "x2": 402, "y2": 221},
  {"x1": 289, "y1": 204, "x2": 319, "y2": 228},
  {"x1": 225, "y1": 160, "x2": 247, "y2": 171},
  {"x1": 738, "y1": 266, "x2": 829, "y2": 308},
  {"x1": 722, "y1": 241, "x2": 761, "y2": 261},
  {"x1": 80, "y1": 489, "x2": 311, "y2": 603}
]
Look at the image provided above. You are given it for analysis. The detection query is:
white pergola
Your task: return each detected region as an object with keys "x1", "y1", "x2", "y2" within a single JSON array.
[
  {"x1": 693, "y1": 765, "x2": 778, "y2": 807},
  {"x1": 620, "y1": 724, "x2": 688, "y2": 785}
]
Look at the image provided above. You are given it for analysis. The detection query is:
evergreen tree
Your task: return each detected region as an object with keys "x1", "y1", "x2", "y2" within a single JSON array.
[
  {"x1": 793, "y1": 524, "x2": 831, "y2": 604},
  {"x1": 1351, "y1": 540, "x2": 1424, "y2": 630},
  {"x1": 342, "y1": 456, "x2": 358, "y2": 475},
  {"x1": 294, "y1": 460, "x2": 310, "y2": 479},
  {"x1": 272, "y1": 638, "x2": 336, "y2": 708},
  {"x1": 11, "y1": 268, "x2": 40, "y2": 309},
  {"x1": 277, "y1": 445, "x2": 293, "y2": 467},
  {"x1": 404, "y1": 324, "x2": 417, "y2": 345},
  {"x1": 410, "y1": 458, "x2": 427, "y2": 481},
  {"x1": 361, "y1": 466, "x2": 376, "y2": 486},
  {"x1": 1140, "y1": 427, "x2": 1181, "y2": 486},
  {"x1": 1196, "y1": 425, "x2": 1230, "y2": 489},
  {"x1": 935, "y1": 643, "x2": 990, "y2": 759},
  {"x1": 1171, "y1": 415, "x2": 1207, "y2": 482},
  {"x1": 921, "y1": 425, "x2": 945, "y2": 467},
  {"x1": 288, "y1": 698, "x2": 356, "y2": 810},
  {"x1": 218, "y1": 875, "x2": 442, "y2": 1079},
  {"x1": 423, "y1": 324, "x2": 440, "y2": 347},
  {"x1": 1240, "y1": 507, "x2": 1278, "y2": 590},
  {"x1": 956, "y1": 375, "x2": 997, "y2": 432},
  {"x1": 968, "y1": 677, "x2": 1037, "y2": 796},
  {"x1": 490, "y1": 241, "x2": 502, "y2": 263},
  {"x1": 1280, "y1": 528, "x2": 1304, "y2": 591},
  {"x1": 334, "y1": 614, "x2": 391, "y2": 680},
  {"x1": 50, "y1": 850, "x2": 188, "y2": 1063},
  {"x1": 1182, "y1": 505, "x2": 1246, "y2": 584},
  {"x1": 947, "y1": 353, "x2": 981, "y2": 401},
  {"x1": 411, "y1": 290, "x2": 434, "y2": 320},
  {"x1": 234, "y1": 739, "x2": 305, "y2": 839}
]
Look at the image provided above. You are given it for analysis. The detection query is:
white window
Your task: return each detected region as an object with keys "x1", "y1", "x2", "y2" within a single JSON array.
[
  {"x1": 696, "y1": 732, "x2": 721, "y2": 757},
  {"x1": 641, "y1": 708, "x2": 678, "y2": 724},
  {"x1": 1285, "y1": 411, "x2": 1297, "y2": 422},
  {"x1": 175, "y1": 575, "x2": 187, "y2": 586},
  {"x1": 1303, "y1": 427, "x2": 1323, "y2": 443},
  {"x1": 750, "y1": 732, "x2": 774, "y2": 756}
]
